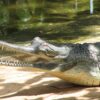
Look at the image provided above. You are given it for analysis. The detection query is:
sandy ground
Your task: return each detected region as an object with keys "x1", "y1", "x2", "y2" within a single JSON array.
[
  {"x1": 1, "y1": 66, "x2": 100, "y2": 100},
  {"x1": 78, "y1": 36, "x2": 100, "y2": 43},
  {"x1": 0, "y1": 36, "x2": 100, "y2": 100}
]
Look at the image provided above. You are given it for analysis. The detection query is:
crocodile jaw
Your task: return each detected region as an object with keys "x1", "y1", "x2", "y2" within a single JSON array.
[
  {"x1": 0, "y1": 59, "x2": 100, "y2": 86},
  {"x1": 49, "y1": 66, "x2": 100, "y2": 86}
]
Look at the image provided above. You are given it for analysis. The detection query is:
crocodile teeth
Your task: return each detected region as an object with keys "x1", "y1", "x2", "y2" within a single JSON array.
[{"x1": 0, "y1": 60, "x2": 33, "y2": 67}]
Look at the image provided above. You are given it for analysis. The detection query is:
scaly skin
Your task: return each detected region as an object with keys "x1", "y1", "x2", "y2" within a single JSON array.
[{"x1": 0, "y1": 37, "x2": 100, "y2": 86}]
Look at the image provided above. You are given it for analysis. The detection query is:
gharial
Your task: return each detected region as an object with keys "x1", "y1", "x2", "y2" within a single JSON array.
[{"x1": 0, "y1": 37, "x2": 100, "y2": 86}]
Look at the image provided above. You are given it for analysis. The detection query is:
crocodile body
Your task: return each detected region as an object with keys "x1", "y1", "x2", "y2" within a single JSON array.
[{"x1": 0, "y1": 37, "x2": 100, "y2": 86}]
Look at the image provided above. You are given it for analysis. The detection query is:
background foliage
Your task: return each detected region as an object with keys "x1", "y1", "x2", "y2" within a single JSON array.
[{"x1": 0, "y1": 0, "x2": 99, "y2": 43}]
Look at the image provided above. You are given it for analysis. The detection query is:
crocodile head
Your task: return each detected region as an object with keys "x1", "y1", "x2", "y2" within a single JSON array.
[
  {"x1": 32, "y1": 37, "x2": 59, "y2": 57},
  {"x1": 1, "y1": 37, "x2": 100, "y2": 86},
  {"x1": 31, "y1": 37, "x2": 45, "y2": 49},
  {"x1": 33, "y1": 37, "x2": 71, "y2": 59}
]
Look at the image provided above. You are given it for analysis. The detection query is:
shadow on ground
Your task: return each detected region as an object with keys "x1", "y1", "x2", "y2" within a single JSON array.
[{"x1": 0, "y1": 67, "x2": 100, "y2": 100}]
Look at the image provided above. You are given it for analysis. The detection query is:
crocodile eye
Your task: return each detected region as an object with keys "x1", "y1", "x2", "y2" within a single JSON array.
[{"x1": 42, "y1": 43, "x2": 48, "y2": 47}]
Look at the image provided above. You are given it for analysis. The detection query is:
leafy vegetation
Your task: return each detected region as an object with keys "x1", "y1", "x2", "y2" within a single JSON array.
[{"x1": 0, "y1": 0, "x2": 99, "y2": 43}]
